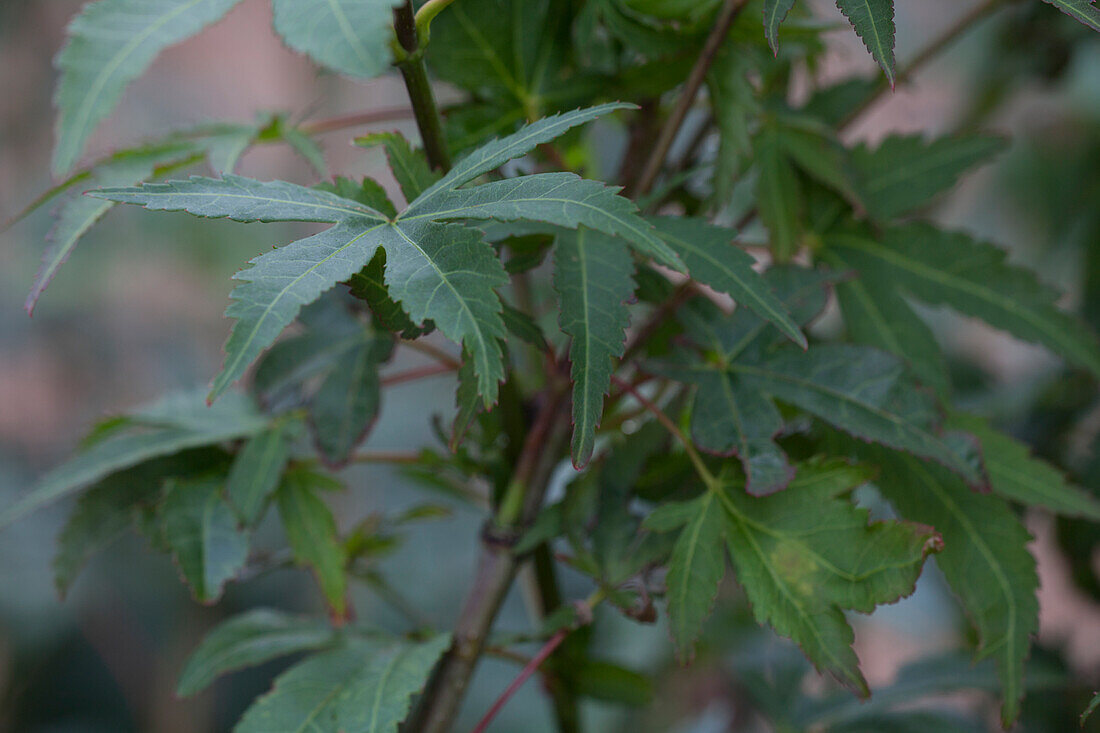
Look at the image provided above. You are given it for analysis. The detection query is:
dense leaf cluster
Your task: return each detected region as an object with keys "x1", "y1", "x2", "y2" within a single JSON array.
[{"x1": 6, "y1": 0, "x2": 1100, "y2": 731}]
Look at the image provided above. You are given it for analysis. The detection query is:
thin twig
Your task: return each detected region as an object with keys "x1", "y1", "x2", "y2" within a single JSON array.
[
  {"x1": 471, "y1": 630, "x2": 569, "y2": 733},
  {"x1": 347, "y1": 451, "x2": 422, "y2": 465},
  {"x1": 409, "y1": 386, "x2": 572, "y2": 733},
  {"x1": 610, "y1": 375, "x2": 714, "y2": 486},
  {"x1": 298, "y1": 107, "x2": 418, "y2": 136},
  {"x1": 632, "y1": 0, "x2": 750, "y2": 198},
  {"x1": 471, "y1": 589, "x2": 604, "y2": 733},
  {"x1": 381, "y1": 363, "x2": 455, "y2": 387},
  {"x1": 401, "y1": 338, "x2": 462, "y2": 369}
]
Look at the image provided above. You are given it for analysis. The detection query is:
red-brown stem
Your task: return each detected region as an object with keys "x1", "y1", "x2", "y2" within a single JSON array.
[
  {"x1": 298, "y1": 107, "x2": 418, "y2": 136},
  {"x1": 381, "y1": 363, "x2": 455, "y2": 387},
  {"x1": 470, "y1": 630, "x2": 570, "y2": 733},
  {"x1": 401, "y1": 338, "x2": 461, "y2": 369}
]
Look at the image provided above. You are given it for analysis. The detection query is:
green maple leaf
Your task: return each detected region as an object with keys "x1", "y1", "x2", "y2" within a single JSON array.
[
  {"x1": 277, "y1": 469, "x2": 349, "y2": 617},
  {"x1": 177, "y1": 609, "x2": 336, "y2": 697},
  {"x1": 272, "y1": 0, "x2": 401, "y2": 80},
  {"x1": 650, "y1": 267, "x2": 980, "y2": 494},
  {"x1": 826, "y1": 224, "x2": 1100, "y2": 379},
  {"x1": 161, "y1": 476, "x2": 250, "y2": 603},
  {"x1": 1041, "y1": 0, "x2": 1100, "y2": 31},
  {"x1": 854, "y1": 444, "x2": 1039, "y2": 727},
  {"x1": 235, "y1": 635, "x2": 450, "y2": 733},
  {"x1": 0, "y1": 390, "x2": 266, "y2": 528},
  {"x1": 93, "y1": 104, "x2": 676, "y2": 407},
  {"x1": 849, "y1": 133, "x2": 1007, "y2": 221},
  {"x1": 835, "y1": 0, "x2": 896, "y2": 85},
  {"x1": 52, "y1": 0, "x2": 245, "y2": 176},
  {"x1": 554, "y1": 228, "x2": 636, "y2": 468},
  {"x1": 647, "y1": 460, "x2": 940, "y2": 688},
  {"x1": 763, "y1": 0, "x2": 799, "y2": 54}
]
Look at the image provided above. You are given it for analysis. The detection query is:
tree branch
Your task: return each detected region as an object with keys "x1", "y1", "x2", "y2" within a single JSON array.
[
  {"x1": 393, "y1": 1, "x2": 452, "y2": 171},
  {"x1": 630, "y1": 0, "x2": 749, "y2": 198},
  {"x1": 470, "y1": 590, "x2": 604, "y2": 733},
  {"x1": 410, "y1": 385, "x2": 572, "y2": 732}
]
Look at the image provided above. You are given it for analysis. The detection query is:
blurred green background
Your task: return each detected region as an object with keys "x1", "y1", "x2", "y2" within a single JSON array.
[{"x1": 1, "y1": 1, "x2": 1098, "y2": 731}]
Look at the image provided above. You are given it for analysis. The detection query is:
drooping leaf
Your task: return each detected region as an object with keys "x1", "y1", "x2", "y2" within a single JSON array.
[
  {"x1": 835, "y1": 0, "x2": 896, "y2": 86},
  {"x1": 161, "y1": 477, "x2": 250, "y2": 603},
  {"x1": 0, "y1": 390, "x2": 266, "y2": 528},
  {"x1": 310, "y1": 336, "x2": 393, "y2": 465},
  {"x1": 27, "y1": 142, "x2": 199, "y2": 314},
  {"x1": 226, "y1": 425, "x2": 292, "y2": 526},
  {"x1": 450, "y1": 355, "x2": 482, "y2": 450},
  {"x1": 276, "y1": 471, "x2": 348, "y2": 617},
  {"x1": 827, "y1": 225, "x2": 1100, "y2": 378},
  {"x1": 717, "y1": 466, "x2": 940, "y2": 695},
  {"x1": 355, "y1": 132, "x2": 440, "y2": 204},
  {"x1": 554, "y1": 228, "x2": 635, "y2": 468},
  {"x1": 850, "y1": 134, "x2": 1007, "y2": 221},
  {"x1": 235, "y1": 634, "x2": 449, "y2": 733},
  {"x1": 52, "y1": 447, "x2": 229, "y2": 595},
  {"x1": 763, "y1": 0, "x2": 799, "y2": 53},
  {"x1": 252, "y1": 298, "x2": 371, "y2": 401},
  {"x1": 826, "y1": 247, "x2": 950, "y2": 396},
  {"x1": 1041, "y1": 0, "x2": 1100, "y2": 31},
  {"x1": 52, "y1": 0, "x2": 245, "y2": 176},
  {"x1": 866, "y1": 449, "x2": 1038, "y2": 727},
  {"x1": 650, "y1": 216, "x2": 805, "y2": 348},
  {"x1": 949, "y1": 413, "x2": 1100, "y2": 521},
  {"x1": 378, "y1": 220, "x2": 508, "y2": 406},
  {"x1": 689, "y1": 368, "x2": 793, "y2": 495},
  {"x1": 271, "y1": 0, "x2": 400, "y2": 79},
  {"x1": 177, "y1": 609, "x2": 336, "y2": 697},
  {"x1": 660, "y1": 492, "x2": 725, "y2": 659},
  {"x1": 706, "y1": 46, "x2": 758, "y2": 201},
  {"x1": 406, "y1": 172, "x2": 682, "y2": 270}
]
